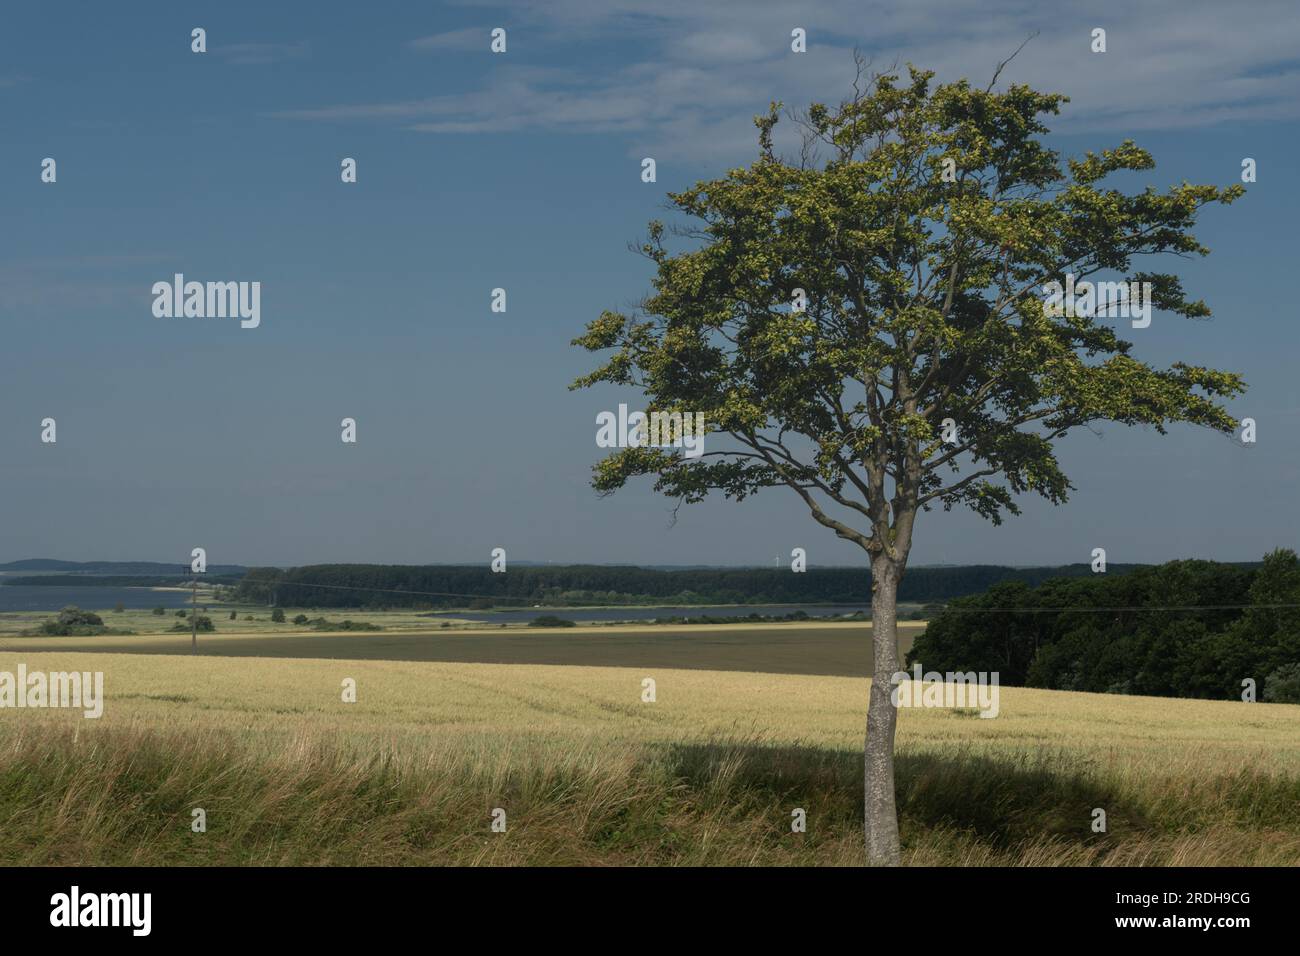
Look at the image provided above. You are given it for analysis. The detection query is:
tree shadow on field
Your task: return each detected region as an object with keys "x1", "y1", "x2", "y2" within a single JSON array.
[{"x1": 658, "y1": 739, "x2": 1150, "y2": 852}]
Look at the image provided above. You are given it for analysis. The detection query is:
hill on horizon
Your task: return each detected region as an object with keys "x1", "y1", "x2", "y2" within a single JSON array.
[{"x1": 0, "y1": 559, "x2": 249, "y2": 576}]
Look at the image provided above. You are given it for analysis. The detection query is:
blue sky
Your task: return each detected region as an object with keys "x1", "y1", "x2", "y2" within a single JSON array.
[{"x1": 1, "y1": 0, "x2": 1297, "y2": 568}]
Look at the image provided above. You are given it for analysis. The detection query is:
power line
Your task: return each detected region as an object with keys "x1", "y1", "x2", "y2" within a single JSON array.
[{"x1": 929, "y1": 602, "x2": 1300, "y2": 613}]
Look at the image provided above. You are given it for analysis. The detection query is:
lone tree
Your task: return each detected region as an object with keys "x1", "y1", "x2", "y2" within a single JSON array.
[{"x1": 572, "y1": 62, "x2": 1244, "y2": 865}]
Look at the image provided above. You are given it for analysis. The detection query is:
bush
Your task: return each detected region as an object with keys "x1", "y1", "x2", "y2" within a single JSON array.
[
  {"x1": 170, "y1": 614, "x2": 215, "y2": 633},
  {"x1": 271, "y1": 608, "x2": 285, "y2": 623},
  {"x1": 528, "y1": 615, "x2": 576, "y2": 628},
  {"x1": 152, "y1": 606, "x2": 166, "y2": 616},
  {"x1": 292, "y1": 614, "x2": 309, "y2": 625},
  {"x1": 229, "y1": 611, "x2": 238, "y2": 620},
  {"x1": 37, "y1": 606, "x2": 108, "y2": 636},
  {"x1": 337, "y1": 620, "x2": 379, "y2": 631},
  {"x1": 58, "y1": 606, "x2": 102, "y2": 627},
  {"x1": 305, "y1": 617, "x2": 382, "y2": 632},
  {"x1": 176, "y1": 610, "x2": 187, "y2": 618},
  {"x1": 1264, "y1": 663, "x2": 1300, "y2": 704}
]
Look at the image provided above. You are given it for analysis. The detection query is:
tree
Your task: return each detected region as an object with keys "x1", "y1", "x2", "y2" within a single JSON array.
[
  {"x1": 1219, "y1": 548, "x2": 1300, "y2": 694},
  {"x1": 571, "y1": 61, "x2": 1245, "y2": 864},
  {"x1": 38, "y1": 606, "x2": 106, "y2": 636},
  {"x1": 171, "y1": 614, "x2": 214, "y2": 633},
  {"x1": 52, "y1": 606, "x2": 103, "y2": 627},
  {"x1": 1264, "y1": 662, "x2": 1300, "y2": 704},
  {"x1": 271, "y1": 608, "x2": 286, "y2": 623},
  {"x1": 528, "y1": 615, "x2": 577, "y2": 628}
]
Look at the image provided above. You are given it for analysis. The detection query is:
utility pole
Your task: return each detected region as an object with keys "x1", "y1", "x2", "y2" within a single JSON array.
[{"x1": 191, "y1": 568, "x2": 198, "y2": 653}]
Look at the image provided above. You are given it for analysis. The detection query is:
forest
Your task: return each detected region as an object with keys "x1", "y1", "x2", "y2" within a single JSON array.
[
  {"x1": 908, "y1": 550, "x2": 1300, "y2": 701},
  {"x1": 228, "y1": 561, "x2": 1157, "y2": 610}
]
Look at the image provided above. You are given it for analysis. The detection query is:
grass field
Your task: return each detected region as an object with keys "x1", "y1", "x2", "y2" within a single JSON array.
[
  {"x1": 1, "y1": 635, "x2": 1297, "y2": 866},
  {"x1": 0, "y1": 601, "x2": 928, "y2": 638},
  {"x1": 0, "y1": 618, "x2": 921, "y2": 676},
  {"x1": 0, "y1": 603, "x2": 502, "y2": 637}
]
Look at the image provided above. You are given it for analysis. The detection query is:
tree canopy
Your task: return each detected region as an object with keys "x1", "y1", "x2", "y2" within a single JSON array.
[{"x1": 572, "y1": 64, "x2": 1245, "y2": 562}]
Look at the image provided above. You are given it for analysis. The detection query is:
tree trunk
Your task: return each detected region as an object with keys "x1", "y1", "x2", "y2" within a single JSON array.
[{"x1": 865, "y1": 557, "x2": 902, "y2": 865}]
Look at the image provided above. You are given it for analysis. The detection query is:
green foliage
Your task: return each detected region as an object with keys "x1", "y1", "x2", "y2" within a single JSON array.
[
  {"x1": 57, "y1": 606, "x2": 103, "y2": 627},
  {"x1": 271, "y1": 608, "x2": 285, "y2": 623},
  {"x1": 910, "y1": 553, "x2": 1296, "y2": 701},
  {"x1": 170, "y1": 614, "x2": 215, "y2": 633},
  {"x1": 152, "y1": 606, "x2": 165, "y2": 616},
  {"x1": 1264, "y1": 664, "x2": 1300, "y2": 705},
  {"x1": 36, "y1": 605, "x2": 108, "y2": 636},
  {"x1": 305, "y1": 617, "x2": 381, "y2": 632},
  {"x1": 528, "y1": 616, "x2": 577, "y2": 628},
  {"x1": 292, "y1": 614, "x2": 309, "y2": 625},
  {"x1": 571, "y1": 65, "x2": 1244, "y2": 568},
  {"x1": 232, "y1": 561, "x2": 1163, "y2": 610}
]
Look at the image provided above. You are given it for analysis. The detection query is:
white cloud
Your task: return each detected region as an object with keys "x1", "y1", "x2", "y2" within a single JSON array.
[{"x1": 275, "y1": 0, "x2": 1300, "y2": 160}]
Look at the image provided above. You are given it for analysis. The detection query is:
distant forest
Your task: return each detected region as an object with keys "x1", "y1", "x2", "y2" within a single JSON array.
[
  {"x1": 224, "y1": 562, "x2": 1170, "y2": 610},
  {"x1": 0, "y1": 559, "x2": 247, "y2": 576},
  {"x1": 4, "y1": 574, "x2": 246, "y2": 588},
  {"x1": 909, "y1": 550, "x2": 1300, "y2": 702}
]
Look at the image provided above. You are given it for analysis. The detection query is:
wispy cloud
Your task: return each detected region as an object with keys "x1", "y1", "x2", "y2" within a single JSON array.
[{"x1": 273, "y1": 0, "x2": 1300, "y2": 161}]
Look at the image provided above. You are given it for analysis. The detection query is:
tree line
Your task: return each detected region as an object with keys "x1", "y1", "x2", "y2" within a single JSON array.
[
  {"x1": 908, "y1": 550, "x2": 1300, "y2": 702},
  {"x1": 229, "y1": 562, "x2": 1163, "y2": 610}
]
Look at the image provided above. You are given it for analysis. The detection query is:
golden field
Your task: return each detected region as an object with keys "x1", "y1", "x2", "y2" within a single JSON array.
[{"x1": 0, "y1": 641, "x2": 1296, "y2": 866}]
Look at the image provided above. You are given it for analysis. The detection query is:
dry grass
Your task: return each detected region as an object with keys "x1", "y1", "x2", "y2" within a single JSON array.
[{"x1": 0, "y1": 651, "x2": 1296, "y2": 865}]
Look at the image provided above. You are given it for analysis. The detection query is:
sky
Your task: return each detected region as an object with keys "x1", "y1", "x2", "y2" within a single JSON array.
[{"x1": 0, "y1": 0, "x2": 1297, "y2": 569}]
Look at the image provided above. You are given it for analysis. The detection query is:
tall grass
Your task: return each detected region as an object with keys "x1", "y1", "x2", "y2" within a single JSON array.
[{"x1": 0, "y1": 652, "x2": 1296, "y2": 865}]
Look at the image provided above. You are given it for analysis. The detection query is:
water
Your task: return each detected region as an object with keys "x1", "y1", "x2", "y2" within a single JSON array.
[
  {"x1": 422, "y1": 604, "x2": 869, "y2": 624},
  {"x1": 0, "y1": 585, "x2": 194, "y2": 612}
]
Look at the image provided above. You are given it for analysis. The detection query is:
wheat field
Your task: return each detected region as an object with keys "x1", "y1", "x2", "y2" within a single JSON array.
[{"x1": 0, "y1": 649, "x2": 1297, "y2": 866}]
